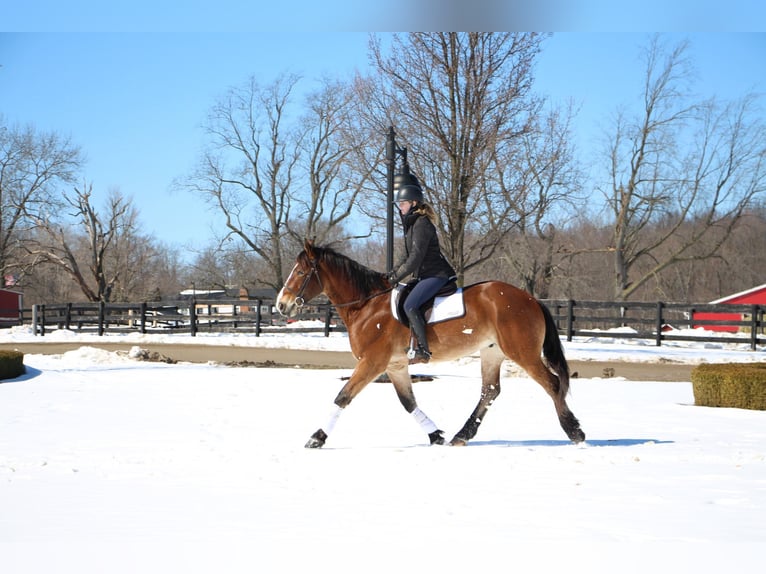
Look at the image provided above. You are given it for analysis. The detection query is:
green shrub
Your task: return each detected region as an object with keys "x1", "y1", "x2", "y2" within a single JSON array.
[
  {"x1": 692, "y1": 363, "x2": 766, "y2": 410},
  {"x1": 0, "y1": 350, "x2": 26, "y2": 380}
]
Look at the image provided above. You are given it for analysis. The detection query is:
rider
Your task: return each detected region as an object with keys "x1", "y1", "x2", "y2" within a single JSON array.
[{"x1": 388, "y1": 173, "x2": 456, "y2": 364}]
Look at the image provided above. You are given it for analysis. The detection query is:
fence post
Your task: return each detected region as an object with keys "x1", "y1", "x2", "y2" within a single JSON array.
[
  {"x1": 140, "y1": 302, "x2": 147, "y2": 334},
  {"x1": 98, "y1": 301, "x2": 105, "y2": 336},
  {"x1": 32, "y1": 304, "x2": 39, "y2": 336},
  {"x1": 566, "y1": 300, "x2": 575, "y2": 341},
  {"x1": 751, "y1": 305, "x2": 759, "y2": 351},
  {"x1": 655, "y1": 301, "x2": 664, "y2": 347},
  {"x1": 190, "y1": 297, "x2": 197, "y2": 337},
  {"x1": 255, "y1": 299, "x2": 262, "y2": 337},
  {"x1": 324, "y1": 306, "x2": 332, "y2": 337}
]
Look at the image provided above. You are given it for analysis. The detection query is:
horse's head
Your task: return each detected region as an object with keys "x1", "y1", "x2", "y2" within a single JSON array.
[{"x1": 276, "y1": 240, "x2": 324, "y2": 317}]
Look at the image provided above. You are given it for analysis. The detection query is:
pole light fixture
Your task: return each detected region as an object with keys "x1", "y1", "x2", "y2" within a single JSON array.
[{"x1": 385, "y1": 126, "x2": 413, "y2": 272}]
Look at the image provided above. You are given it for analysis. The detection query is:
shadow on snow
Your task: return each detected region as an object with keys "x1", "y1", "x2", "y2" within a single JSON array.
[{"x1": 467, "y1": 438, "x2": 673, "y2": 447}]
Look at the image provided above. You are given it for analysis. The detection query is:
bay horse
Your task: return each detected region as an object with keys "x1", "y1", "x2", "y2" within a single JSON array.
[{"x1": 276, "y1": 240, "x2": 585, "y2": 448}]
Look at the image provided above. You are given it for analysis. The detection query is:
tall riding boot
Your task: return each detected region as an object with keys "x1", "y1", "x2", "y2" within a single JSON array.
[{"x1": 406, "y1": 310, "x2": 431, "y2": 364}]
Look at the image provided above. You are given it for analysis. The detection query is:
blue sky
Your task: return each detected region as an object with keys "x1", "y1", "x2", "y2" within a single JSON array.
[
  {"x1": 3, "y1": 1, "x2": 765, "y2": 33},
  {"x1": 1, "y1": 31, "x2": 764, "y2": 253}
]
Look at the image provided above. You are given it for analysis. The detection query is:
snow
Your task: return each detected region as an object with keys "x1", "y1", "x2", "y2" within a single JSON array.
[
  {"x1": 3, "y1": 321, "x2": 765, "y2": 363},
  {"x1": 1, "y1": 325, "x2": 765, "y2": 573}
]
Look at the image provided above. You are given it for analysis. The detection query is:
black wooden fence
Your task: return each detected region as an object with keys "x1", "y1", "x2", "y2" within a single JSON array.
[
  {"x1": 544, "y1": 300, "x2": 765, "y2": 350},
  {"x1": 25, "y1": 298, "x2": 343, "y2": 338},
  {"x1": 9, "y1": 298, "x2": 766, "y2": 350}
]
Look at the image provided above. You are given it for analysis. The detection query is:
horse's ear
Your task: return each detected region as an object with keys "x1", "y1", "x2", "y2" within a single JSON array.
[{"x1": 304, "y1": 238, "x2": 315, "y2": 257}]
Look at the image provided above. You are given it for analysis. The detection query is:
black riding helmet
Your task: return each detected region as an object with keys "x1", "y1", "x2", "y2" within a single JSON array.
[
  {"x1": 395, "y1": 184, "x2": 424, "y2": 203},
  {"x1": 394, "y1": 172, "x2": 424, "y2": 203}
]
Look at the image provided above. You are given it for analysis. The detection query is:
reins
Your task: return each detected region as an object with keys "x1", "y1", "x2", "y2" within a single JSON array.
[
  {"x1": 287, "y1": 254, "x2": 393, "y2": 309},
  {"x1": 332, "y1": 284, "x2": 394, "y2": 308}
]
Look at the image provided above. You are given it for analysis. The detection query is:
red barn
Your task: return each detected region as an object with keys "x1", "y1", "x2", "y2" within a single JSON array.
[
  {"x1": 0, "y1": 288, "x2": 22, "y2": 327},
  {"x1": 692, "y1": 283, "x2": 766, "y2": 333}
]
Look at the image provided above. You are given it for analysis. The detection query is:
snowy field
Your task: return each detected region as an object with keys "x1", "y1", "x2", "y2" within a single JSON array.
[{"x1": 1, "y1": 325, "x2": 765, "y2": 573}]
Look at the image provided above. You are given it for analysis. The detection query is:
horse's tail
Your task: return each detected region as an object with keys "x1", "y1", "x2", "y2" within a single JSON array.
[{"x1": 539, "y1": 301, "x2": 570, "y2": 398}]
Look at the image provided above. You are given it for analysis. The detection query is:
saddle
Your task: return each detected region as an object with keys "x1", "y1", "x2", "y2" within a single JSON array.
[{"x1": 390, "y1": 279, "x2": 465, "y2": 327}]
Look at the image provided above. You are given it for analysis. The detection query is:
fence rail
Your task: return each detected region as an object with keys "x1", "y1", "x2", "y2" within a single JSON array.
[
  {"x1": 543, "y1": 299, "x2": 765, "y2": 350},
  {"x1": 25, "y1": 298, "x2": 344, "y2": 338},
  {"x1": 7, "y1": 298, "x2": 766, "y2": 350}
]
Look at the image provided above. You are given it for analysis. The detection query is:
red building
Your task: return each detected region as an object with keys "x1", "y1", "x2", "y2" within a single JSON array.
[
  {"x1": 692, "y1": 284, "x2": 766, "y2": 333},
  {"x1": 0, "y1": 288, "x2": 22, "y2": 327}
]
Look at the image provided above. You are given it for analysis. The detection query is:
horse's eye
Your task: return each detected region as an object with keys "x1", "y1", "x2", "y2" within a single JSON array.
[{"x1": 297, "y1": 270, "x2": 305, "y2": 277}]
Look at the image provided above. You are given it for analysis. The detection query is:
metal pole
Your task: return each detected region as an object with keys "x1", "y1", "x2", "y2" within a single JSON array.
[
  {"x1": 386, "y1": 126, "x2": 396, "y2": 273},
  {"x1": 655, "y1": 301, "x2": 664, "y2": 347}
]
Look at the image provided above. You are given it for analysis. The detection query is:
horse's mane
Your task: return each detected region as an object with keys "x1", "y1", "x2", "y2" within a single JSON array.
[{"x1": 303, "y1": 244, "x2": 389, "y2": 297}]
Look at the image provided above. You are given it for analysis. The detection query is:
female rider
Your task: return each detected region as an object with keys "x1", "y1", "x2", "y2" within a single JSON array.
[{"x1": 388, "y1": 176, "x2": 455, "y2": 364}]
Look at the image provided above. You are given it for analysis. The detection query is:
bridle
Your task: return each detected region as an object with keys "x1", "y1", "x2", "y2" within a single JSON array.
[
  {"x1": 284, "y1": 254, "x2": 393, "y2": 310},
  {"x1": 284, "y1": 256, "x2": 323, "y2": 309}
]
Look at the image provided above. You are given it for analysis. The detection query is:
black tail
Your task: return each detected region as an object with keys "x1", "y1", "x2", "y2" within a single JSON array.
[{"x1": 539, "y1": 302, "x2": 570, "y2": 397}]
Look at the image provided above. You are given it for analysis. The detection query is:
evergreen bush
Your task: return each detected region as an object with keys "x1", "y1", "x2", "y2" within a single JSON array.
[
  {"x1": 691, "y1": 363, "x2": 766, "y2": 410},
  {"x1": 0, "y1": 350, "x2": 26, "y2": 380}
]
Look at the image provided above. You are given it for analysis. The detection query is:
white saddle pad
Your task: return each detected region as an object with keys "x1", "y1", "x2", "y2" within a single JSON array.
[{"x1": 390, "y1": 284, "x2": 466, "y2": 324}]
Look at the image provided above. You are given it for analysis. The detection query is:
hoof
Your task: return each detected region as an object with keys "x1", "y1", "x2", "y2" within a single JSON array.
[
  {"x1": 449, "y1": 436, "x2": 468, "y2": 447},
  {"x1": 305, "y1": 429, "x2": 328, "y2": 449},
  {"x1": 428, "y1": 430, "x2": 445, "y2": 445},
  {"x1": 568, "y1": 428, "x2": 586, "y2": 444}
]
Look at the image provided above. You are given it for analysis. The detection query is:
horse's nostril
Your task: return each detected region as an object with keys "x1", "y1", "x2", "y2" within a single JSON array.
[{"x1": 277, "y1": 300, "x2": 291, "y2": 316}]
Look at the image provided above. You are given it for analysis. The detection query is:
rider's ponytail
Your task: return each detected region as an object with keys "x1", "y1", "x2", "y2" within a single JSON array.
[{"x1": 415, "y1": 202, "x2": 437, "y2": 224}]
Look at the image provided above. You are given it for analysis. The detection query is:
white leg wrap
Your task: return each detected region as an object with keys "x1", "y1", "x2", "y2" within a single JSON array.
[
  {"x1": 324, "y1": 405, "x2": 344, "y2": 435},
  {"x1": 411, "y1": 407, "x2": 438, "y2": 434}
]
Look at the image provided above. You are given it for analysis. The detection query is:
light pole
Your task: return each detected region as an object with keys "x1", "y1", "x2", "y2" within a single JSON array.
[{"x1": 385, "y1": 126, "x2": 414, "y2": 273}]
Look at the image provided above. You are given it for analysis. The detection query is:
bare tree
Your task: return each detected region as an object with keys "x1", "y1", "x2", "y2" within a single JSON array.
[
  {"x1": 182, "y1": 245, "x2": 237, "y2": 292},
  {"x1": 182, "y1": 73, "x2": 378, "y2": 290},
  {"x1": 139, "y1": 242, "x2": 187, "y2": 302},
  {"x1": 368, "y1": 32, "x2": 547, "y2": 281},
  {"x1": 293, "y1": 77, "x2": 377, "y2": 245},
  {"x1": 601, "y1": 35, "x2": 766, "y2": 300},
  {"x1": 182, "y1": 74, "x2": 301, "y2": 291},
  {"x1": 26, "y1": 184, "x2": 146, "y2": 302},
  {"x1": 0, "y1": 120, "x2": 83, "y2": 282},
  {"x1": 493, "y1": 101, "x2": 584, "y2": 297}
]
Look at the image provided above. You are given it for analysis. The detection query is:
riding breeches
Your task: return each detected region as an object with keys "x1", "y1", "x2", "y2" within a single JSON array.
[{"x1": 403, "y1": 276, "x2": 451, "y2": 318}]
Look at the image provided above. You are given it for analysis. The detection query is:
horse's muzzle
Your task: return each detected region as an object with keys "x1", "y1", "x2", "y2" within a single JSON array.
[
  {"x1": 276, "y1": 299, "x2": 292, "y2": 317},
  {"x1": 276, "y1": 292, "x2": 299, "y2": 317}
]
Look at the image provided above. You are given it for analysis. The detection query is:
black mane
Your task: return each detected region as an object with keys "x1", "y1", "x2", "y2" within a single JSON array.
[{"x1": 303, "y1": 245, "x2": 389, "y2": 297}]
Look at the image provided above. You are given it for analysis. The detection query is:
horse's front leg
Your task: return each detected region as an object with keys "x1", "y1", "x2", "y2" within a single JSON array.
[
  {"x1": 386, "y1": 360, "x2": 445, "y2": 445},
  {"x1": 305, "y1": 358, "x2": 383, "y2": 449}
]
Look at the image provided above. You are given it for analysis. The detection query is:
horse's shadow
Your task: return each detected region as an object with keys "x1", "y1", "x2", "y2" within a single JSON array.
[{"x1": 467, "y1": 438, "x2": 673, "y2": 447}]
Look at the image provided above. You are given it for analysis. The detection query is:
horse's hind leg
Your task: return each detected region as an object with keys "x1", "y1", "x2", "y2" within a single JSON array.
[
  {"x1": 523, "y1": 359, "x2": 585, "y2": 443},
  {"x1": 450, "y1": 347, "x2": 504, "y2": 446}
]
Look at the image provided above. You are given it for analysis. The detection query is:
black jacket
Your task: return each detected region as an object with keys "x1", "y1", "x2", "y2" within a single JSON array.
[{"x1": 392, "y1": 210, "x2": 455, "y2": 282}]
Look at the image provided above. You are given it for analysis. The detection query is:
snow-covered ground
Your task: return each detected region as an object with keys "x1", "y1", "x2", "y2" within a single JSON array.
[
  {"x1": 1, "y1": 326, "x2": 765, "y2": 573},
  {"x1": 3, "y1": 322, "x2": 765, "y2": 363}
]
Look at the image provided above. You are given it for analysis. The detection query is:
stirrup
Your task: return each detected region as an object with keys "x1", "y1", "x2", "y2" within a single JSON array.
[{"x1": 407, "y1": 347, "x2": 431, "y2": 364}]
